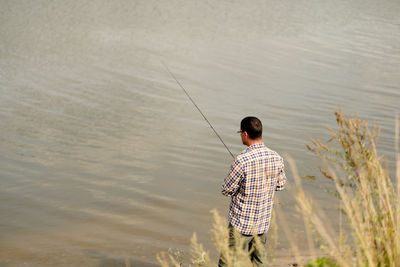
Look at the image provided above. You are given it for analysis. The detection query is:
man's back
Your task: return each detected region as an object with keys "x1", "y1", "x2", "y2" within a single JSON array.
[{"x1": 222, "y1": 143, "x2": 286, "y2": 235}]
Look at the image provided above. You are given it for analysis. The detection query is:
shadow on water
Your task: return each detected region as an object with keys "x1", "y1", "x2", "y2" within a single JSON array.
[{"x1": 83, "y1": 250, "x2": 158, "y2": 267}]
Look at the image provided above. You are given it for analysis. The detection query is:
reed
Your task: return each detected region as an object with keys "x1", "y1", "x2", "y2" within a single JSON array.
[
  {"x1": 295, "y1": 108, "x2": 400, "y2": 266},
  {"x1": 157, "y1": 209, "x2": 277, "y2": 266}
]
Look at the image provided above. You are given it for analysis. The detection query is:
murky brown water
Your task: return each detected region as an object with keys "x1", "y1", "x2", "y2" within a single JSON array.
[{"x1": 1, "y1": 0, "x2": 400, "y2": 266}]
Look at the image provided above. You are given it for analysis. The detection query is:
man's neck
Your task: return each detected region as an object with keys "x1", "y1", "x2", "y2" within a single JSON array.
[{"x1": 246, "y1": 138, "x2": 263, "y2": 146}]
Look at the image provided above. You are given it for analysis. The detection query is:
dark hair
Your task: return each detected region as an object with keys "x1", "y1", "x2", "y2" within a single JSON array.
[{"x1": 241, "y1": 116, "x2": 262, "y2": 139}]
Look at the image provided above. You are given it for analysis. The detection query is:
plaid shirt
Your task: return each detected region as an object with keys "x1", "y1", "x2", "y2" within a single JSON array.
[{"x1": 222, "y1": 143, "x2": 286, "y2": 235}]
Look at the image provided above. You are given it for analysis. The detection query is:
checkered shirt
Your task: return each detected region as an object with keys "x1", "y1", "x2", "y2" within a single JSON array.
[{"x1": 222, "y1": 143, "x2": 286, "y2": 235}]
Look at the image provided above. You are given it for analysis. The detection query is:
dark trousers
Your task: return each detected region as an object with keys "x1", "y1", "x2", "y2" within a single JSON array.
[{"x1": 218, "y1": 223, "x2": 267, "y2": 267}]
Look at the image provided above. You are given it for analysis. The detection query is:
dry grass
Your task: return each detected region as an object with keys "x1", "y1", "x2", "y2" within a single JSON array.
[
  {"x1": 293, "y1": 108, "x2": 400, "y2": 266},
  {"x1": 157, "y1": 209, "x2": 277, "y2": 266}
]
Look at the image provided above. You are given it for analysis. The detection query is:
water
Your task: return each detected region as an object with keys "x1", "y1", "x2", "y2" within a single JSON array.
[{"x1": 1, "y1": 0, "x2": 399, "y2": 266}]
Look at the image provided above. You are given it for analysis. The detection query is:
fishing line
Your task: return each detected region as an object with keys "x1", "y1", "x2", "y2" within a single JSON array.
[{"x1": 161, "y1": 61, "x2": 235, "y2": 159}]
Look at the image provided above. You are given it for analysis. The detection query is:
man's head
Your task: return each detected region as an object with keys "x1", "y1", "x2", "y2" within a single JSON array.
[{"x1": 239, "y1": 116, "x2": 263, "y2": 145}]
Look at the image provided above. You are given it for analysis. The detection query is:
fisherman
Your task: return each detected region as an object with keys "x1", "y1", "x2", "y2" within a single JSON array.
[{"x1": 219, "y1": 116, "x2": 286, "y2": 267}]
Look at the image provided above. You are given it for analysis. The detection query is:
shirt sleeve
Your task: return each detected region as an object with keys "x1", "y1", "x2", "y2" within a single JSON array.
[
  {"x1": 275, "y1": 157, "x2": 286, "y2": 191},
  {"x1": 221, "y1": 158, "x2": 244, "y2": 196}
]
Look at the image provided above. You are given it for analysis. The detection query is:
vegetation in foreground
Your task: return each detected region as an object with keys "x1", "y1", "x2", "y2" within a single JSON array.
[
  {"x1": 296, "y1": 109, "x2": 400, "y2": 266},
  {"x1": 157, "y1": 109, "x2": 400, "y2": 266},
  {"x1": 157, "y1": 208, "x2": 278, "y2": 267}
]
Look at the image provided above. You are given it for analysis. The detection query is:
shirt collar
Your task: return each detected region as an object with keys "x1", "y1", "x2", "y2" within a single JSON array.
[{"x1": 247, "y1": 143, "x2": 265, "y2": 151}]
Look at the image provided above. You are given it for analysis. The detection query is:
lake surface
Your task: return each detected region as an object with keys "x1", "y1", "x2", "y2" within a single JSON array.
[{"x1": 1, "y1": 0, "x2": 399, "y2": 266}]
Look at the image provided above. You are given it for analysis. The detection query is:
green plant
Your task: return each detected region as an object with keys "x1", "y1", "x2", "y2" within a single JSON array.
[{"x1": 305, "y1": 257, "x2": 339, "y2": 267}]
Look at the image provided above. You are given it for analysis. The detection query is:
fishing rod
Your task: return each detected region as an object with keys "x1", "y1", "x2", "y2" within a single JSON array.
[{"x1": 161, "y1": 61, "x2": 235, "y2": 159}]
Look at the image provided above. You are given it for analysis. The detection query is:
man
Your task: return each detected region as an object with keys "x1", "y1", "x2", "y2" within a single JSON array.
[{"x1": 219, "y1": 116, "x2": 286, "y2": 267}]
